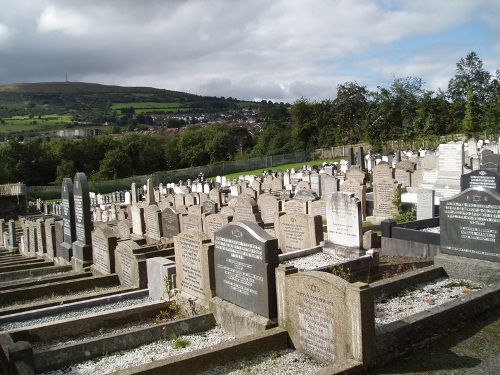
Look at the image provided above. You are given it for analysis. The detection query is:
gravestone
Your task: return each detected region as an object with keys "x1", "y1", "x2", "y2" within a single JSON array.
[
  {"x1": 72, "y1": 173, "x2": 93, "y2": 269},
  {"x1": 293, "y1": 189, "x2": 317, "y2": 201},
  {"x1": 28, "y1": 221, "x2": 38, "y2": 256},
  {"x1": 372, "y1": 164, "x2": 394, "y2": 182},
  {"x1": 202, "y1": 199, "x2": 218, "y2": 215},
  {"x1": 417, "y1": 188, "x2": 435, "y2": 220},
  {"x1": 461, "y1": 169, "x2": 500, "y2": 193},
  {"x1": 147, "y1": 257, "x2": 177, "y2": 300},
  {"x1": 257, "y1": 193, "x2": 280, "y2": 225},
  {"x1": 7, "y1": 220, "x2": 17, "y2": 251},
  {"x1": 340, "y1": 178, "x2": 367, "y2": 220},
  {"x1": 326, "y1": 192, "x2": 362, "y2": 248},
  {"x1": 35, "y1": 218, "x2": 46, "y2": 257},
  {"x1": 275, "y1": 212, "x2": 323, "y2": 253},
  {"x1": 144, "y1": 204, "x2": 163, "y2": 242},
  {"x1": 232, "y1": 195, "x2": 262, "y2": 225},
  {"x1": 276, "y1": 268, "x2": 374, "y2": 365},
  {"x1": 204, "y1": 213, "x2": 232, "y2": 242},
  {"x1": 213, "y1": 221, "x2": 279, "y2": 318},
  {"x1": 320, "y1": 173, "x2": 339, "y2": 200},
  {"x1": 308, "y1": 199, "x2": 327, "y2": 219},
  {"x1": 91, "y1": 225, "x2": 118, "y2": 274},
  {"x1": 59, "y1": 178, "x2": 76, "y2": 263},
  {"x1": 131, "y1": 203, "x2": 145, "y2": 238},
  {"x1": 44, "y1": 218, "x2": 58, "y2": 260},
  {"x1": 174, "y1": 229, "x2": 215, "y2": 304},
  {"x1": 482, "y1": 153, "x2": 500, "y2": 170},
  {"x1": 181, "y1": 213, "x2": 204, "y2": 232},
  {"x1": 440, "y1": 187, "x2": 500, "y2": 262},
  {"x1": 117, "y1": 219, "x2": 132, "y2": 240},
  {"x1": 373, "y1": 178, "x2": 400, "y2": 219},
  {"x1": 282, "y1": 199, "x2": 307, "y2": 214},
  {"x1": 161, "y1": 207, "x2": 181, "y2": 239},
  {"x1": 434, "y1": 142, "x2": 464, "y2": 197}
]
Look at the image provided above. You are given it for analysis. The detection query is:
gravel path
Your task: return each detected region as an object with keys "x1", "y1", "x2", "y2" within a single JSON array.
[
  {"x1": 375, "y1": 277, "x2": 483, "y2": 327},
  {"x1": 281, "y1": 252, "x2": 344, "y2": 270},
  {"x1": 0, "y1": 295, "x2": 153, "y2": 331}
]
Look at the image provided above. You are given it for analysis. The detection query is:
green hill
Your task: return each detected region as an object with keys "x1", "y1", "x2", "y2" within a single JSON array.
[{"x1": 0, "y1": 81, "x2": 246, "y2": 139}]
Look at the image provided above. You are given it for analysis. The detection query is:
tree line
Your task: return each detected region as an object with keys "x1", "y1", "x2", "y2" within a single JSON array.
[{"x1": 0, "y1": 52, "x2": 498, "y2": 186}]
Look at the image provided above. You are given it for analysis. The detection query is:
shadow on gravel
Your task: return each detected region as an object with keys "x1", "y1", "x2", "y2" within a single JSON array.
[{"x1": 367, "y1": 307, "x2": 500, "y2": 375}]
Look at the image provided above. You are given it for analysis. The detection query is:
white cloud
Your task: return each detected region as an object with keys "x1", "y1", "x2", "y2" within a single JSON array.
[
  {"x1": 0, "y1": 23, "x2": 9, "y2": 45},
  {"x1": 0, "y1": 0, "x2": 497, "y2": 102},
  {"x1": 37, "y1": 5, "x2": 92, "y2": 36}
]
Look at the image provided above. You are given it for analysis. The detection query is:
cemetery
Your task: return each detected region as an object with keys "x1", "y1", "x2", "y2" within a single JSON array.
[{"x1": 0, "y1": 140, "x2": 499, "y2": 374}]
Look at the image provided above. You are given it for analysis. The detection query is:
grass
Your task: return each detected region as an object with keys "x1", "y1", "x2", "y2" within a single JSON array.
[
  {"x1": 215, "y1": 158, "x2": 341, "y2": 180},
  {"x1": 111, "y1": 102, "x2": 190, "y2": 114},
  {"x1": 0, "y1": 115, "x2": 74, "y2": 133}
]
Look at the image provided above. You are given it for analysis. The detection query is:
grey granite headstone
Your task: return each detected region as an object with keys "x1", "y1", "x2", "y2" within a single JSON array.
[
  {"x1": 59, "y1": 178, "x2": 75, "y2": 262},
  {"x1": 214, "y1": 221, "x2": 279, "y2": 318},
  {"x1": 147, "y1": 257, "x2": 177, "y2": 300},
  {"x1": 161, "y1": 207, "x2": 180, "y2": 239},
  {"x1": 326, "y1": 192, "x2": 362, "y2": 248}
]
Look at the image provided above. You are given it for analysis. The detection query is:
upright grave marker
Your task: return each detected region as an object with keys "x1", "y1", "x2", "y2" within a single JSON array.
[
  {"x1": 440, "y1": 187, "x2": 500, "y2": 262},
  {"x1": 213, "y1": 221, "x2": 279, "y2": 318},
  {"x1": 72, "y1": 173, "x2": 93, "y2": 269},
  {"x1": 326, "y1": 192, "x2": 362, "y2": 248},
  {"x1": 59, "y1": 178, "x2": 76, "y2": 263}
]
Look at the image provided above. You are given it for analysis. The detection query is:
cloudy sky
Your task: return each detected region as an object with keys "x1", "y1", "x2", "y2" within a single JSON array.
[{"x1": 0, "y1": 0, "x2": 499, "y2": 103}]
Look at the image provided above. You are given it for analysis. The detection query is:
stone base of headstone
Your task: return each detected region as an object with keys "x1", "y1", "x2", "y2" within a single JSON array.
[
  {"x1": 71, "y1": 256, "x2": 93, "y2": 272},
  {"x1": 42, "y1": 253, "x2": 54, "y2": 262},
  {"x1": 209, "y1": 296, "x2": 278, "y2": 338},
  {"x1": 434, "y1": 253, "x2": 500, "y2": 284},
  {"x1": 362, "y1": 230, "x2": 381, "y2": 250},
  {"x1": 58, "y1": 242, "x2": 73, "y2": 264},
  {"x1": 89, "y1": 264, "x2": 107, "y2": 276},
  {"x1": 322, "y1": 242, "x2": 366, "y2": 258}
]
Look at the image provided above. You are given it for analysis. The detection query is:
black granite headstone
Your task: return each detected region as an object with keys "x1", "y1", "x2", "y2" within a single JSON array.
[
  {"x1": 161, "y1": 207, "x2": 180, "y2": 239},
  {"x1": 214, "y1": 221, "x2": 279, "y2": 318},
  {"x1": 202, "y1": 199, "x2": 218, "y2": 214},
  {"x1": 440, "y1": 187, "x2": 500, "y2": 262},
  {"x1": 72, "y1": 173, "x2": 93, "y2": 264},
  {"x1": 461, "y1": 169, "x2": 500, "y2": 193}
]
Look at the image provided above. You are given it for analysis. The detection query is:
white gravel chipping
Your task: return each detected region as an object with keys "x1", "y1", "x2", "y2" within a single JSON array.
[
  {"x1": 281, "y1": 252, "x2": 344, "y2": 270},
  {"x1": 375, "y1": 277, "x2": 483, "y2": 328},
  {"x1": 0, "y1": 295, "x2": 153, "y2": 331},
  {"x1": 39, "y1": 326, "x2": 234, "y2": 375}
]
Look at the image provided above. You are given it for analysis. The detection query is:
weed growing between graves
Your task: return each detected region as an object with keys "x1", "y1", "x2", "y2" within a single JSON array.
[
  {"x1": 170, "y1": 332, "x2": 190, "y2": 349},
  {"x1": 154, "y1": 276, "x2": 181, "y2": 323}
]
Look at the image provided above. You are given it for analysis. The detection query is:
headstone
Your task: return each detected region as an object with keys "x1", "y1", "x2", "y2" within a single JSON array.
[
  {"x1": 440, "y1": 187, "x2": 500, "y2": 262},
  {"x1": 340, "y1": 179, "x2": 367, "y2": 220},
  {"x1": 7, "y1": 220, "x2": 17, "y2": 250},
  {"x1": 59, "y1": 178, "x2": 76, "y2": 262},
  {"x1": 161, "y1": 207, "x2": 181, "y2": 239},
  {"x1": 257, "y1": 193, "x2": 280, "y2": 225},
  {"x1": 282, "y1": 199, "x2": 307, "y2": 214},
  {"x1": 373, "y1": 178, "x2": 400, "y2": 219},
  {"x1": 116, "y1": 219, "x2": 132, "y2": 240},
  {"x1": 204, "y1": 213, "x2": 232, "y2": 242},
  {"x1": 320, "y1": 174, "x2": 339, "y2": 200},
  {"x1": 174, "y1": 229, "x2": 215, "y2": 301},
  {"x1": 232, "y1": 195, "x2": 262, "y2": 225},
  {"x1": 91, "y1": 225, "x2": 118, "y2": 274},
  {"x1": 147, "y1": 257, "x2": 177, "y2": 300},
  {"x1": 131, "y1": 203, "x2": 145, "y2": 237},
  {"x1": 276, "y1": 268, "x2": 374, "y2": 365},
  {"x1": 434, "y1": 142, "x2": 464, "y2": 197},
  {"x1": 144, "y1": 204, "x2": 163, "y2": 241},
  {"x1": 72, "y1": 173, "x2": 93, "y2": 268},
  {"x1": 214, "y1": 221, "x2": 279, "y2": 318},
  {"x1": 293, "y1": 189, "x2": 317, "y2": 201},
  {"x1": 275, "y1": 213, "x2": 324, "y2": 253},
  {"x1": 202, "y1": 199, "x2": 218, "y2": 215},
  {"x1": 326, "y1": 193, "x2": 362, "y2": 248},
  {"x1": 417, "y1": 188, "x2": 435, "y2": 220},
  {"x1": 372, "y1": 163, "x2": 394, "y2": 182},
  {"x1": 461, "y1": 169, "x2": 500, "y2": 193}
]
